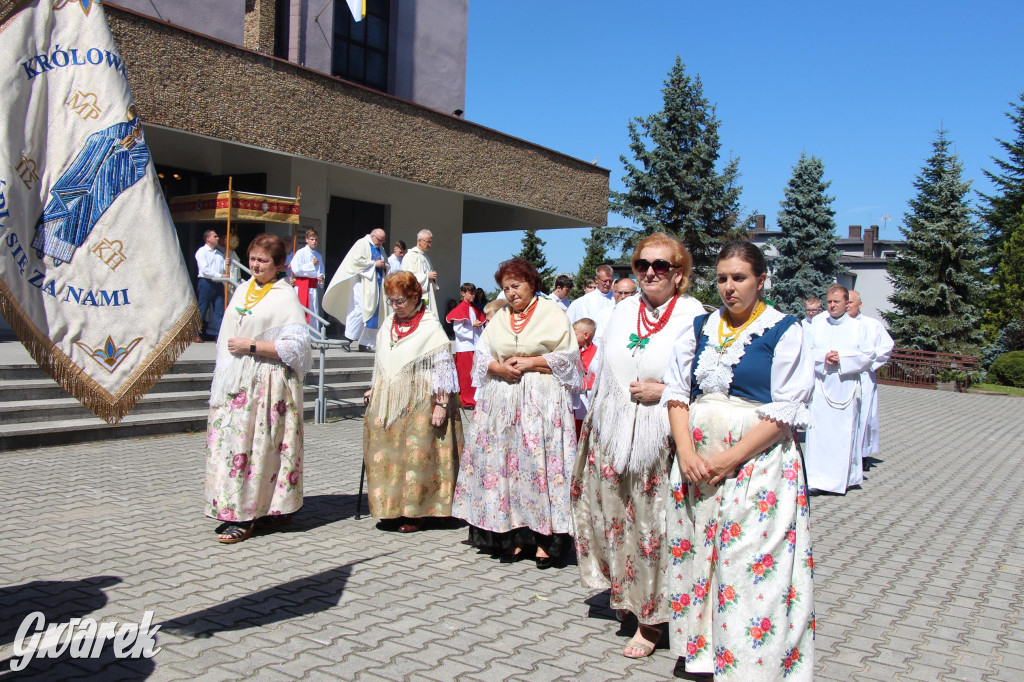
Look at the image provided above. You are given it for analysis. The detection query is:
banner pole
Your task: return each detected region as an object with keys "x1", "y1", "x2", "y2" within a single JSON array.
[{"x1": 224, "y1": 176, "x2": 233, "y2": 310}]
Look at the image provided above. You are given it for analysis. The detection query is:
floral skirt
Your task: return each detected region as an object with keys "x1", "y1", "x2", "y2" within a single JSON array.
[
  {"x1": 363, "y1": 392, "x2": 462, "y2": 519},
  {"x1": 570, "y1": 414, "x2": 673, "y2": 624},
  {"x1": 452, "y1": 374, "x2": 577, "y2": 537},
  {"x1": 669, "y1": 394, "x2": 814, "y2": 680},
  {"x1": 205, "y1": 364, "x2": 304, "y2": 523}
]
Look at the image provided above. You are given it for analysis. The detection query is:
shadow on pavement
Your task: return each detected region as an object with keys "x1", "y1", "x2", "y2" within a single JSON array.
[
  {"x1": 159, "y1": 556, "x2": 380, "y2": 638},
  {"x1": 0, "y1": 576, "x2": 122, "y2": 647},
  {"x1": 271, "y1": 494, "x2": 363, "y2": 533},
  {"x1": 863, "y1": 455, "x2": 883, "y2": 472},
  {"x1": 672, "y1": 656, "x2": 714, "y2": 679}
]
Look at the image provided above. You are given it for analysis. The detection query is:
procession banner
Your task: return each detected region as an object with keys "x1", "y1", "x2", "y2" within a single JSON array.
[{"x1": 0, "y1": 0, "x2": 200, "y2": 424}]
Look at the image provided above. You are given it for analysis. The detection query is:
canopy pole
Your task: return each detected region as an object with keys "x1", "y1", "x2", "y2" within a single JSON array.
[{"x1": 224, "y1": 176, "x2": 233, "y2": 310}]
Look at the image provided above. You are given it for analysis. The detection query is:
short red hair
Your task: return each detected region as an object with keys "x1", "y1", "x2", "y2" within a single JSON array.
[
  {"x1": 494, "y1": 257, "x2": 542, "y2": 292},
  {"x1": 384, "y1": 271, "x2": 423, "y2": 301}
]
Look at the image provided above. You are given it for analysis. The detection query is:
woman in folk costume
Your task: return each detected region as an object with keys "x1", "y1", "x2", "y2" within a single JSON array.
[
  {"x1": 452, "y1": 258, "x2": 583, "y2": 569},
  {"x1": 446, "y1": 283, "x2": 485, "y2": 409},
  {"x1": 570, "y1": 233, "x2": 706, "y2": 658},
  {"x1": 205, "y1": 234, "x2": 312, "y2": 543},
  {"x1": 362, "y1": 271, "x2": 463, "y2": 533},
  {"x1": 661, "y1": 241, "x2": 814, "y2": 680}
]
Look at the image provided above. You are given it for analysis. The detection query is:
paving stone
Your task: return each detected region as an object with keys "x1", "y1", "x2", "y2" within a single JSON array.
[{"x1": 0, "y1": 386, "x2": 1022, "y2": 681}]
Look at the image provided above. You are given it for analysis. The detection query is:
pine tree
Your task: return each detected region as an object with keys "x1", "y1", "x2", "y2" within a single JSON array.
[
  {"x1": 609, "y1": 57, "x2": 752, "y2": 285},
  {"x1": 768, "y1": 153, "x2": 845, "y2": 315},
  {"x1": 985, "y1": 208, "x2": 1024, "y2": 330},
  {"x1": 882, "y1": 130, "x2": 988, "y2": 353},
  {"x1": 513, "y1": 230, "x2": 556, "y2": 292},
  {"x1": 978, "y1": 91, "x2": 1024, "y2": 261},
  {"x1": 571, "y1": 227, "x2": 609, "y2": 299}
]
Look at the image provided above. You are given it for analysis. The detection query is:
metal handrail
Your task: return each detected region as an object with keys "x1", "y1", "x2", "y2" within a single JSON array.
[{"x1": 215, "y1": 259, "x2": 354, "y2": 423}]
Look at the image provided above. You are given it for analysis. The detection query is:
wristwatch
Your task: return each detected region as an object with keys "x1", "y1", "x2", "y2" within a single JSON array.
[
  {"x1": 435, "y1": 402, "x2": 448, "y2": 408},
  {"x1": 249, "y1": 343, "x2": 257, "y2": 355}
]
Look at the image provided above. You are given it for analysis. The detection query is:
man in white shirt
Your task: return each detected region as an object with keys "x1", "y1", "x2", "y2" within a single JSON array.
[
  {"x1": 387, "y1": 240, "x2": 406, "y2": 274},
  {"x1": 593, "y1": 276, "x2": 637, "y2": 347},
  {"x1": 401, "y1": 229, "x2": 439, "y2": 312},
  {"x1": 567, "y1": 264, "x2": 614, "y2": 323},
  {"x1": 322, "y1": 229, "x2": 387, "y2": 350},
  {"x1": 544, "y1": 274, "x2": 573, "y2": 311},
  {"x1": 290, "y1": 228, "x2": 326, "y2": 324},
  {"x1": 194, "y1": 229, "x2": 225, "y2": 342},
  {"x1": 847, "y1": 290, "x2": 895, "y2": 460},
  {"x1": 805, "y1": 284, "x2": 875, "y2": 494}
]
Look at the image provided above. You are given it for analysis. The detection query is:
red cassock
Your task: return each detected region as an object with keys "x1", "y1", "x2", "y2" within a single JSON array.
[
  {"x1": 294, "y1": 276, "x2": 317, "y2": 322},
  {"x1": 446, "y1": 301, "x2": 485, "y2": 408}
]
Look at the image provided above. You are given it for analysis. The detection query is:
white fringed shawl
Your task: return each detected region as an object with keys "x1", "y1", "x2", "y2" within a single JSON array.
[
  {"x1": 369, "y1": 306, "x2": 457, "y2": 427},
  {"x1": 210, "y1": 278, "x2": 312, "y2": 407},
  {"x1": 589, "y1": 293, "x2": 705, "y2": 474},
  {"x1": 470, "y1": 296, "x2": 583, "y2": 436}
]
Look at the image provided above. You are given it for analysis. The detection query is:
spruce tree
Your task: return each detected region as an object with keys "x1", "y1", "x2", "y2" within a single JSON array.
[
  {"x1": 985, "y1": 208, "x2": 1024, "y2": 330},
  {"x1": 609, "y1": 57, "x2": 751, "y2": 285},
  {"x1": 882, "y1": 130, "x2": 988, "y2": 353},
  {"x1": 768, "y1": 153, "x2": 844, "y2": 316},
  {"x1": 571, "y1": 227, "x2": 609, "y2": 299},
  {"x1": 978, "y1": 91, "x2": 1024, "y2": 261},
  {"x1": 513, "y1": 230, "x2": 556, "y2": 292}
]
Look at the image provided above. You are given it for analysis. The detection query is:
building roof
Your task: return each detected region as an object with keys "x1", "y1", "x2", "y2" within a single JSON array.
[{"x1": 107, "y1": 6, "x2": 609, "y2": 227}]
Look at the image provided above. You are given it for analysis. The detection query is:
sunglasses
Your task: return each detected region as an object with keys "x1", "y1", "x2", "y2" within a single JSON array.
[{"x1": 634, "y1": 259, "x2": 675, "y2": 275}]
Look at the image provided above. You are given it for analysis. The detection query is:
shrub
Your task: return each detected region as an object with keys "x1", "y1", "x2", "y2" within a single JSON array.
[
  {"x1": 986, "y1": 351, "x2": 1024, "y2": 388},
  {"x1": 981, "y1": 319, "x2": 1024, "y2": 369}
]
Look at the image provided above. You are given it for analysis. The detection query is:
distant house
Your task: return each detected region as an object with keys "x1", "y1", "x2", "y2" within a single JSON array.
[{"x1": 749, "y1": 217, "x2": 904, "y2": 322}]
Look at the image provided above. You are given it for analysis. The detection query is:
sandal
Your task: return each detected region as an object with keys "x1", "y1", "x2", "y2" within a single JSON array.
[
  {"x1": 615, "y1": 609, "x2": 632, "y2": 622},
  {"x1": 215, "y1": 522, "x2": 254, "y2": 544},
  {"x1": 623, "y1": 625, "x2": 660, "y2": 659}
]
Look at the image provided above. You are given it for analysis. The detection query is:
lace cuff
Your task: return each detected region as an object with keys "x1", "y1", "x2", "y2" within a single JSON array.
[
  {"x1": 258, "y1": 323, "x2": 312, "y2": 377},
  {"x1": 430, "y1": 348, "x2": 460, "y2": 395},
  {"x1": 544, "y1": 347, "x2": 584, "y2": 392},
  {"x1": 754, "y1": 400, "x2": 810, "y2": 428},
  {"x1": 659, "y1": 386, "x2": 691, "y2": 408}
]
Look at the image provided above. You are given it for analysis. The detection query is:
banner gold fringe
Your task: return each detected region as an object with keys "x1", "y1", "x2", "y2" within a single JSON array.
[
  {"x1": 0, "y1": 276, "x2": 202, "y2": 425},
  {"x1": 0, "y1": 0, "x2": 32, "y2": 33}
]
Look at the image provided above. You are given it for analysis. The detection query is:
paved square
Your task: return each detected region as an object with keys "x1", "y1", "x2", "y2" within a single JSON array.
[{"x1": 1, "y1": 386, "x2": 1022, "y2": 680}]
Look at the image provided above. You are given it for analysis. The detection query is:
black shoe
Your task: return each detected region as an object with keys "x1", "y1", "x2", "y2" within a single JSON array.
[
  {"x1": 499, "y1": 547, "x2": 533, "y2": 564},
  {"x1": 358, "y1": 344, "x2": 375, "y2": 352},
  {"x1": 536, "y1": 555, "x2": 557, "y2": 570}
]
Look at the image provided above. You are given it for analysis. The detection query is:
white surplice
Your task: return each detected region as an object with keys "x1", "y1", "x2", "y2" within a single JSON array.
[
  {"x1": 400, "y1": 247, "x2": 439, "y2": 313},
  {"x1": 804, "y1": 313, "x2": 875, "y2": 494},
  {"x1": 289, "y1": 245, "x2": 325, "y2": 317},
  {"x1": 566, "y1": 288, "x2": 614, "y2": 324},
  {"x1": 853, "y1": 314, "x2": 894, "y2": 458}
]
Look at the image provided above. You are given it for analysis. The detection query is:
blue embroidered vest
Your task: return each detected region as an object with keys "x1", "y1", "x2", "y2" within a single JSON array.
[{"x1": 690, "y1": 313, "x2": 799, "y2": 404}]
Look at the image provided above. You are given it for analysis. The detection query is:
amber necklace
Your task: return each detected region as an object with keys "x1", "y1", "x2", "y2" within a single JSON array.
[
  {"x1": 715, "y1": 300, "x2": 766, "y2": 354},
  {"x1": 509, "y1": 296, "x2": 538, "y2": 343},
  {"x1": 235, "y1": 278, "x2": 274, "y2": 316}
]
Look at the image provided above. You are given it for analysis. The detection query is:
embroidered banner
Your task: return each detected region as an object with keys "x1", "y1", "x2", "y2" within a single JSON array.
[
  {"x1": 0, "y1": 0, "x2": 200, "y2": 424},
  {"x1": 167, "y1": 191, "x2": 301, "y2": 224}
]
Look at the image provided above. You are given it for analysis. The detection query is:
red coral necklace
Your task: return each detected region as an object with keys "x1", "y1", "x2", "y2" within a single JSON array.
[
  {"x1": 509, "y1": 296, "x2": 538, "y2": 343},
  {"x1": 390, "y1": 305, "x2": 425, "y2": 348},
  {"x1": 628, "y1": 295, "x2": 678, "y2": 355}
]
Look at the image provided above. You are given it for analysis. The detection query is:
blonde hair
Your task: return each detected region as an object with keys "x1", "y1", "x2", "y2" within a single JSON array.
[
  {"x1": 483, "y1": 300, "x2": 506, "y2": 318},
  {"x1": 573, "y1": 318, "x2": 596, "y2": 335}
]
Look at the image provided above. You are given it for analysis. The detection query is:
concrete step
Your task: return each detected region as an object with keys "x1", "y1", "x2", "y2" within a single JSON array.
[
  {"x1": 0, "y1": 367, "x2": 373, "y2": 402},
  {"x1": 0, "y1": 381, "x2": 371, "y2": 425},
  {"x1": 0, "y1": 398, "x2": 366, "y2": 451}
]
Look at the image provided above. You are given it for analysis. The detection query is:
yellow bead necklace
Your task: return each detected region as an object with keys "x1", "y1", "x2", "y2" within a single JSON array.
[
  {"x1": 715, "y1": 300, "x2": 767, "y2": 353},
  {"x1": 236, "y1": 278, "x2": 274, "y2": 316}
]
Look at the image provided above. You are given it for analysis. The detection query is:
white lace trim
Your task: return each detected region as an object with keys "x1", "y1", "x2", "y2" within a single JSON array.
[
  {"x1": 370, "y1": 343, "x2": 456, "y2": 428},
  {"x1": 471, "y1": 345, "x2": 495, "y2": 387},
  {"x1": 475, "y1": 373, "x2": 573, "y2": 437},
  {"x1": 693, "y1": 306, "x2": 785, "y2": 396},
  {"x1": 660, "y1": 385, "x2": 691, "y2": 407},
  {"x1": 543, "y1": 347, "x2": 585, "y2": 394},
  {"x1": 590, "y1": 370, "x2": 671, "y2": 475},
  {"x1": 209, "y1": 323, "x2": 311, "y2": 407},
  {"x1": 754, "y1": 400, "x2": 810, "y2": 428}
]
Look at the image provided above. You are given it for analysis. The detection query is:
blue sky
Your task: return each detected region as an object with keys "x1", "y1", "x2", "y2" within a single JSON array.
[{"x1": 459, "y1": 0, "x2": 1024, "y2": 290}]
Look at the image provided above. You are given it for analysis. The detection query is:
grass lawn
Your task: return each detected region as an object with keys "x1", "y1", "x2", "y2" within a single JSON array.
[{"x1": 970, "y1": 383, "x2": 1024, "y2": 397}]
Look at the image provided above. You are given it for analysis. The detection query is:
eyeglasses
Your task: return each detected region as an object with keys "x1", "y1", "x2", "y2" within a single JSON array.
[
  {"x1": 634, "y1": 259, "x2": 675, "y2": 275},
  {"x1": 386, "y1": 298, "x2": 409, "y2": 307},
  {"x1": 614, "y1": 290, "x2": 638, "y2": 298},
  {"x1": 805, "y1": 308, "x2": 822, "y2": 314}
]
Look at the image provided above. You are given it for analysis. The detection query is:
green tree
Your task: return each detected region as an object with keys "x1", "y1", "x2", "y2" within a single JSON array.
[
  {"x1": 882, "y1": 130, "x2": 988, "y2": 353},
  {"x1": 571, "y1": 227, "x2": 610, "y2": 299},
  {"x1": 514, "y1": 230, "x2": 556, "y2": 292},
  {"x1": 609, "y1": 57, "x2": 752, "y2": 285},
  {"x1": 978, "y1": 91, "x2": 1024, "y2": 262},
  {"x1": 768, "y1": 153, "x2": 845, "y2": 315},
  {"x1": 985, "y1": 208, "x2": 1024, "y2": 330}
]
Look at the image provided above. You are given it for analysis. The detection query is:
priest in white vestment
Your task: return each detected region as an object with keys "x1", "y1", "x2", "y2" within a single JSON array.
[
  {"x1": 322, "y1": 229, "x2": 387, "y2": 349},
  {"x1": 805, "y1": 285, "x2": 875, "y2": 494},
  {"x1": 290, "y1": 229, "x2": 326, "y2": 323},
  {"x1": 401, "y1": 229, "x2": 439, "y2": 312},
  {"x1": 847, "y1": 291, "x2": 895, "y2": 459},
  {"x1": 567, "y1": 264, "x2": 615, "y2": 323}
]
